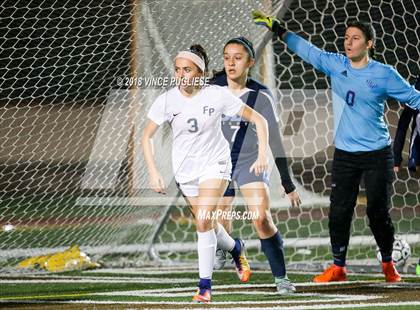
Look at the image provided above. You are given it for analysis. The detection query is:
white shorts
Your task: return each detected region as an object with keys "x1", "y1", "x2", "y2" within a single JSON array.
[{"x1": 178, "y1": 160, "x2": 232, "y2": 197}]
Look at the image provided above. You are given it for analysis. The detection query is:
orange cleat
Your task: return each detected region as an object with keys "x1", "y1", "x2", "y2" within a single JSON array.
[
  {"x1": 232, "y1": 239, "x2": 251, "y2": 282},
  {"x1": 192, "y1": 288, "x2": 211, "y2": 303},
  {"x1": 382, "y1": 261, "x2": 401, "y2": 282},
  {"x1": 235, "y1": 254, "x2": 251, "y2": 282},
  {"x1": 313, "y1": 264, "x2": 347, "y2": 283}
]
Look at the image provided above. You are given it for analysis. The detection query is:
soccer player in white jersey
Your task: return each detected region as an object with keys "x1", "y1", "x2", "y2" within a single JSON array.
[
  {"x1": 141, "y1": 44, "x2": 269, "y2": 303},
  {"x1": 253, "y1": 11, "x2": 420, "y2": 283}
]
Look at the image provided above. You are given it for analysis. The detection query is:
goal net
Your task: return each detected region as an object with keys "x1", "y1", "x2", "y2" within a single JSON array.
[{"x1": 0, "y1": 0, "x2": 418, "y2": 270}]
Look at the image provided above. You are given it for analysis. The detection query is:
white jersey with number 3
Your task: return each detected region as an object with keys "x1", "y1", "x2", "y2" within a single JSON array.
[{"x1": 147, "y1": 85, "x2": 244, "y2": 183}]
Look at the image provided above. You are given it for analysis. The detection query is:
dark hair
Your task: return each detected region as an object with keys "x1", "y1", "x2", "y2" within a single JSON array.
[
  {"x1": 224, "y1": 36, "x2": 255, "y2": 59},
  {"x1": 189, "y1": 44, "x2": 209, "y2": 73},
  {"x1": 346, "y1": 21, "x2": 376, "y2": 58},
  {"x1": 212, "y1": 37, "x2": 255, "y2": 79}
]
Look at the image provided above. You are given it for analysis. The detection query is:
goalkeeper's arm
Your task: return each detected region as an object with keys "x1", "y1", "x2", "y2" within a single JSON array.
[{"x1": 252, "y1": 10, "x2": 288, "y2": 40}]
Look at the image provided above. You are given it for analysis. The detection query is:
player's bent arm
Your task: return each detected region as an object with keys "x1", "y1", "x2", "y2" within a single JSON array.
[
  {"x1": 393, "y1": 107, "x2": 415, "y2": 168},
  {"x1": 259, "y1": 100, "x2": 296, "y2": 194},
  {"x1": 141, "y1": 120, "x2": 166, "y2": 193},
  {"x1": 237, "y1": 105, "x2": 269, "y2": 175}
]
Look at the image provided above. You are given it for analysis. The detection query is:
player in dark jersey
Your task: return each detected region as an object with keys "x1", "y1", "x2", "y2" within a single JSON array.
[
  {"x1": 394, "y1": 77, "x2": 420, "y2": 279},
  {"x1": 253, "y1": 10, "x2": 420, "y2": 283},
  {"x1": 393, "y1": 76, "x2": 420, "y2": 172},
  {"x1": 211, "y1": 37, "x2": 301, "y2": 294}
]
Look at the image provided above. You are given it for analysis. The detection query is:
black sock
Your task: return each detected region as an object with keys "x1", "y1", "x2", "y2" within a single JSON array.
[
  {"x1": 332, "y1": 245, "x2": 347, "y2": 267},
  {"x1": 260, "y1": 231, "x2": 286, "y2": 278},
  {"x1": 380, "y1": 249, "x2": 393, "y2": 263}
]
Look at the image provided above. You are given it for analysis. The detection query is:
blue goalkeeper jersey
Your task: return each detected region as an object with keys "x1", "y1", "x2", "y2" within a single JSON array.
[{"x1": 284, "y1": 32, "x2": 420, "y2": 152}]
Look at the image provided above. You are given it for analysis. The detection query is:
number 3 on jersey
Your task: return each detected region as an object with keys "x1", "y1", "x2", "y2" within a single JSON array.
[
  {"x1": 187, "y1": 118, "x2": 198, "y2": 133},
  {"x1": 346, "y1": 90, "x2": 355, "y2": 106}
]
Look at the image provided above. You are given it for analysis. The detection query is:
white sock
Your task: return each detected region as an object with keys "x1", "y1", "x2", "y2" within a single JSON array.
[
  {"x1": 215, "y1": 223, "x2": 235, "y2": 252},
  {"x1": 197, "y1": 229, "x2": 217, "y2": 279}
]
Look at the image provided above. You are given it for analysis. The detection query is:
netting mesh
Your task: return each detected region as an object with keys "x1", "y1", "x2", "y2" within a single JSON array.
[
  {"x1": 0, "y1": 0, "x2": 144, "y2": 265},
  {"x1": 0, "y1": 0, "x2": 285, "y2": 267},
  {"x1": 0, "y1": 0, "x2": 419, "y2": 270},
  {"x1": 153, "y1": 0, "x2": 420, "y2": 267}
]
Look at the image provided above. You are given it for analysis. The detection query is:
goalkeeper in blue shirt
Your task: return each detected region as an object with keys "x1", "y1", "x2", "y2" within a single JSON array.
[{"x1": 253, "y1": 10, "x2": 420, "y2": 283}]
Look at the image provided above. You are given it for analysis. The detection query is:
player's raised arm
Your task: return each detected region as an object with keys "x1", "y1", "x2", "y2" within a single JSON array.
[{"x1": 252, "y1": 10, "x2": 341, "y2": 76}]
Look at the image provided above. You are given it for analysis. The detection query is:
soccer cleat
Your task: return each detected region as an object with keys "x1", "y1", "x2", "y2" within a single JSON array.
[
  {"x1": 214, "y1": 248, "x2": 227, "y2": 270},
  {"x1": 382, "y1": 261, "x2": 401, "y2": 282},
  {"x1": 313, "y1": 264, "x2": 347, "y2": 283},
  {"x1": 192, "y1": 287, "x2": 211, "y2": 303},
  {"x1": 275, "y1": 277, "x2": 296, "y2": 295},
  {"x1": 231, "y1": 239, "x2": 251, "y2": 282}
]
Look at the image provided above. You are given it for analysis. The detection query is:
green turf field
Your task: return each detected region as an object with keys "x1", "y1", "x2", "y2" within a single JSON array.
[{"x1": 1, "y1": 266, "x2": 419, "y2": 310}]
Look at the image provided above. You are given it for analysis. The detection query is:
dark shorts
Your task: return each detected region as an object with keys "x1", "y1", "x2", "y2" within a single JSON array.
[{"x1": 224, "y1": 156, "x2": 269, "y2": 197}]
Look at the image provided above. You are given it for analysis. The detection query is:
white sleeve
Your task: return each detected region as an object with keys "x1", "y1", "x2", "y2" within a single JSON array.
[
  {"x1": 219, "y1": 87, "x2": 245, "y2": 117},
  {"x1": 147, "y1": 95, "x2": 167, "y2": 125}
]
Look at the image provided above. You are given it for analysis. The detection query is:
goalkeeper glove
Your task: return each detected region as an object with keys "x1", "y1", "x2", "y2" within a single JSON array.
[{"x1": 252, "y1": 10, "x2": 287, "y2": 39}]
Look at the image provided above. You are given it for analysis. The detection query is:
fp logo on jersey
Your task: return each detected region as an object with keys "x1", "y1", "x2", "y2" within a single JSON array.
[{"x1": 203, "y1": 106, "x2": 215, "y2": 116}]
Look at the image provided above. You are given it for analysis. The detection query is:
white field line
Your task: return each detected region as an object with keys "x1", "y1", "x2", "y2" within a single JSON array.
[
  {"x1": 83, "y1": 267, "x2": 201, "y2": 274},
  {"x1": 0, "y1": 279, "x2": 384, "y2": 288},
  {"x1": 3, "y1": 275, "x2": 416, "y2": 287},
  {"x1": 0, "y1": 295, "x2": 382, "y2": 305},
  {"x1": 92, "y1": 281, "x2": 381, "y2": 296},
  {"x1": 96, "y1": 289, "x2": 321, "y2": 297},
  {"x1": 1, "y1": 280, "x2": 418, "y2": 309},
  {"x1": 1, "y1": 300, "x2": 420, "y2": 310},
  {"x1": 98, "y1": 289, "x2": 380, "y2": 300},
  {"x1": 0, "y1": 276, "x2": 196, "y2": 284},
  {"x1": 82, "y1": 268, "x2": 420, "y2": 278},
  {"x1": 5, "y1": 297, "x2": 416, "y2": 307},
  {"x1": 138, "y1": 292, "x2": 321, "y2": 297}
]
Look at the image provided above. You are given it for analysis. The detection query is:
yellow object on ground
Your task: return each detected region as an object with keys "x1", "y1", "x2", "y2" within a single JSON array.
[{"x1": 17, "y1": 245, "x2": 100, "y2": 272}]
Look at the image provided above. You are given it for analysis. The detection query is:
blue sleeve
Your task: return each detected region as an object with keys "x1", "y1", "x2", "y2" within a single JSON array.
[
  {"x1": 283, "y1": 32, "x2": 344, "y2": 76},
  {"x1": 387, "y1": 69, "x2": 420, "y2": 110}
]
